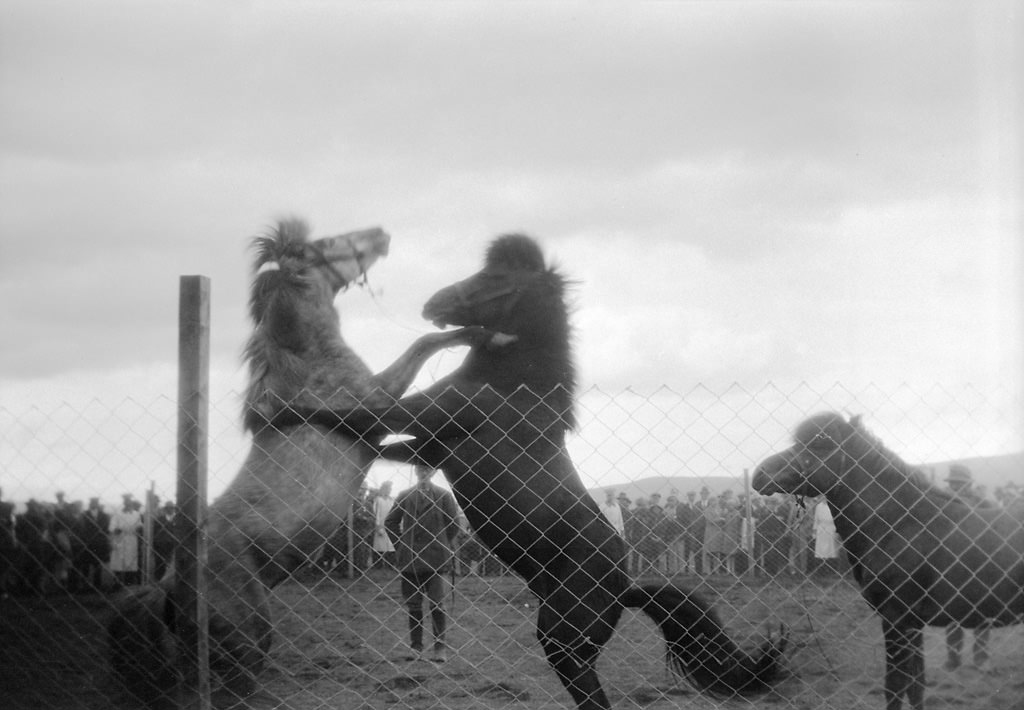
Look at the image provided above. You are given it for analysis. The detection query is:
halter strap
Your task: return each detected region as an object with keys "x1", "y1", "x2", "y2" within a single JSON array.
[
  {"x1": 453, "y1": 273, "x2": 528, "y2": 321},
  {"x1": 796, "y1": 441, "x2": 849, "y2": 502},
  {"x1": 307, "y1": 236, "x2": 369, "y2": 291}
]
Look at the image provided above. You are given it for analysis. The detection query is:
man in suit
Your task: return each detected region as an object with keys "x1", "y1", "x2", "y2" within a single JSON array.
[
  {"x1": 385, "y1": 466, "x2": 459, "y2": 663},
  {"x1": 677, "y1": 491, "x2": 703, "y2": 574}
]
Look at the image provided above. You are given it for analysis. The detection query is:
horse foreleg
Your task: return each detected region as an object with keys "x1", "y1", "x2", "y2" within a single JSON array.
[
  {"x1": 881, "y1": 620, "x2": 925, "y2": 710},
  {"x1": 369, "y1": 327, "x2": 494, "y2": 398},
  {"x1": 288, "y1": 385, "x2": 507, "y2": 442}
]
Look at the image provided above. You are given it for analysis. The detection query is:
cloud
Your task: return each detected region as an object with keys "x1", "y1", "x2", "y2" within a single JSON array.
[{"x1": 0, "y1": 2, "x2": 1019, "y2": 503}]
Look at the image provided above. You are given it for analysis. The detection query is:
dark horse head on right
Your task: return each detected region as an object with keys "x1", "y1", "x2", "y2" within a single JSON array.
[{"x1": 424, "y1": 233, "x2": 577, "y2": 426}]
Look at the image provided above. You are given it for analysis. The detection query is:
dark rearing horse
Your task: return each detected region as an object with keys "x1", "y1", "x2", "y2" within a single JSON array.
[
  {"x1": 753, "y1": 412, "x2": 1024, "y2": 710},
  {"x1": 276, "y1": 234, "x2": 787, "y2": 710}
]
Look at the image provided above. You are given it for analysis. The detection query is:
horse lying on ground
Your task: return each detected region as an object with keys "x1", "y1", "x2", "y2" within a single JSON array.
[
  {"x1": 108, "y1": 219, "x2": 490, "y2": 706},
  {"x1": 754, "y1": 412, "x2": 1024, "y2": 710},
  {"x1": 276, "y1": 234, "x2": 787, "y2": 710}
]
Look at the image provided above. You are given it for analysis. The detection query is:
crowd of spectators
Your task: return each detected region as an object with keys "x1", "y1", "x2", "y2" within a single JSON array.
[
  {"x1": 3, "y1": 473, "x2": 1021, "y2": 595},
  {"x1": 319, "y1": 481, "x2": 834, "y2": 582},
  {"x1": 602, "y1": 475, "x2": 1024, "y2": 581},
  {"x1": 0, "y1": 487, "x2": 176, "y2": 597}
]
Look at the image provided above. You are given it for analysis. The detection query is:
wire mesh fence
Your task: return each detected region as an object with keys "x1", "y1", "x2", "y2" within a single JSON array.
[{"x1": 1, "y1": 383, "x2": 1022, "y2": 710}]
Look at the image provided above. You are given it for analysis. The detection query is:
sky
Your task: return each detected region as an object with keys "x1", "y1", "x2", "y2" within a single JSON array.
[{"x1": 1, "y1": 1, "x2": 1021, "y2": 505}]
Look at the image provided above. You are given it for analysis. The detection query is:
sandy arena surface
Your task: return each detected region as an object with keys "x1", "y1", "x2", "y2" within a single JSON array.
[{"x1": 2, "y1": 571, "x2": 1022, "y2": 710}]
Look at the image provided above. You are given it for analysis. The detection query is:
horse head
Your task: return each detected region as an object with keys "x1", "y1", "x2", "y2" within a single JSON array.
[
  {"x1": 753, "y1": 411, "x2": 857, "y2": 498},
  {"x1": 250, "y1": 218, "x2": 389, "y2": 303},
  {"x1": 421, "y1": 231, "x2": 576, "y2": 425},
  {"x1": 422, "y1": 233, "x2": 568, "y2": 340}
]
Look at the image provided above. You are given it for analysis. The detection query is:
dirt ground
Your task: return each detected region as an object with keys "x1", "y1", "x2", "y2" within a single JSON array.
[{"x1": 1, "y1": 572, "x2": 1022, "y2": 710}]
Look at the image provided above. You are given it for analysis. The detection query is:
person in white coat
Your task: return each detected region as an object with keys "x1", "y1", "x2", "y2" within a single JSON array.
[
  {"x1": 109, "y1": 493, "x2": 142, "y2": 586},
  {"x1": 600, "y1": 489, "x2": 625, "y2": 536},
  {"x1": 813, "y1": 499, "x2": 840, "y2": 577},
  {"x1": 372, "y1": 481, "x2": 395, "y2": 569}
]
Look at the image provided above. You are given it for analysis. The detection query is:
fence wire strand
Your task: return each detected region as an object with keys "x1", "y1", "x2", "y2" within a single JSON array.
[{"x1": 0, "y1": 384, "x2": 1022, "y2": 710}]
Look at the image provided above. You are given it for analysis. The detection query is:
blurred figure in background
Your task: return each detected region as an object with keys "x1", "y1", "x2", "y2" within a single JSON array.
[
  {"x1": 812, "y1": 499, "x2": 840, "y2": 578},
  {"x1": 152, "y1": 502, "x2": 177, "y2": 581},
  {"x1": 942, "y1": 464, "x2": 994, "y2": 671},
  {"x1": 677, "y1": 491, "x2": 703, "y2": 575},
  {"x1": 660, "y1": 494, "x2": 685, "y2": 575},
  {"x1": 754, "y1": 495, "x2": 790, "y2": 578},
  {"x1": 385, "y1": 466, "x2": 459, "y2": 663},
  {"x1": 0, "y1": 488, "x2": 17, "y2": 598},
  {"x1": 617, "y1": 493, "x2": 636, "y2": 574},
  {"x1": 601, "y1": 488, "x2": 625, "y2": 537},
  {"x1": 720, "y1": 491, "x2": 742, "y2": 576},
  {"x1": 633, "y1": 498, "x2": 663, "y2": 577},
  {"x1": 78, "y1": 495, "x2": 111, "y2": 590},
  {"x1": 372, "y1": 481, "x2": 395, "y2": 570},
  {"x1": 110, "y1": 493, "x2": 142, "y2": 587},
  {"x1": 703, "y1": 493, "x2": 728, "y2": 575},
  {"x1": 786, "y1": 499, "x2": 814, "y2": 576}
]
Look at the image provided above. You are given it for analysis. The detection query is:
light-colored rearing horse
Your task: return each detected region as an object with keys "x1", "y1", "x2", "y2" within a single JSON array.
[{"x1": 109, "y1": 219, "x2": 490, "y2": 705}]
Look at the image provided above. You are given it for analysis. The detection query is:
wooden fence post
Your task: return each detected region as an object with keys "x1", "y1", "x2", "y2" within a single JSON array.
[{"x1": 176, "y1": 275, "x2": 211, "y2": 709}]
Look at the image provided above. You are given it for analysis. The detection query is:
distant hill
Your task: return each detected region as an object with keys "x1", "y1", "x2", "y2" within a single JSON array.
[{"x1": 588, "y1": 451, "x2": 1024, "y2": 504}]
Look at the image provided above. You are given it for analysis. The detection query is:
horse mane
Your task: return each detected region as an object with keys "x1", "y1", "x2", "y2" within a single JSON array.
[
  {"x1": 241, "y1": 218, "x2": 338, "y2": 432},
  {"x1": 486, "y1": 233, "x2": 578, "y2": 429},
  {"x1": 798, "y1": 412, "x2": 960, "y2": 507},
  {"x1": 247, "y1": 218, "x2": 312, "y2": 322}
]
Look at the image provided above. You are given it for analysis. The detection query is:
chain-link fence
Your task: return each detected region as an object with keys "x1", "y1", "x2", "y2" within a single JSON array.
[{"x1": 1, "y1": 383, "x2": 1022, "y2": 709}]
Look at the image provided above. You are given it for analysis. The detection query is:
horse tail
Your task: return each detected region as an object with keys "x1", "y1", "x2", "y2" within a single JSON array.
[
  {"x1": 621, "y1": 583, "x2": 787, "y2": 697},
  {"x1": 108, "y1": 578, "x2": 180, "y2": 704}
]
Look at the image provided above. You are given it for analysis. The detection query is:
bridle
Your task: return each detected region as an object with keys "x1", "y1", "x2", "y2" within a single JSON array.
[
  {"x1": 452, "y1": 272, "x2": 531, "y2": 322},
  {"x1": 788, "y1": 434, "x2": 848, "y2": 510},
  {"x1": 307, "y1": 236, "x2": 370, "y2": 292}
]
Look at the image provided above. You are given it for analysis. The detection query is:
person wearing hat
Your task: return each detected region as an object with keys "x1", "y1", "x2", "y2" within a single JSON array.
[
  {"x1": 646, "y1": 494, "x2": 666, "y2": 573},
  {"x1": 614, "y1": 492, "x2": 635, "y2": 573},
  {"x1": 660, "y1": 494, "x2": 685, "y2": 575},
  {"x1": 0, "y1": 488, "x2": 17, "y2": 598},
  {"x1": 677, "y1": 491, "x2": 704, "y2": 574},
  {"x1": 385, "y1": 465, "x2": 459, "y2": 663},
  {"x1": 943, "y1": 463, "x2": 994, "y2": 671},
  {"x1": 78, "y1": 497, "x2": 111, "y2": 590},
  {"x1": 601, "y1": 489, "x2": 625, "y2": 537},
  {"x1": 110, "y1": 493, "x2": 142, "y2": 587}
]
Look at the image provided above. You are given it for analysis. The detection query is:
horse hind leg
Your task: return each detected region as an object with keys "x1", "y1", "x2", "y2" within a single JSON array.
[
  {"x1": 540, "y1": 637, "x2": 610, "y2": 710},
  {"x1": 535, "y1": 601, "x2": 613, "y2": 710}
]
